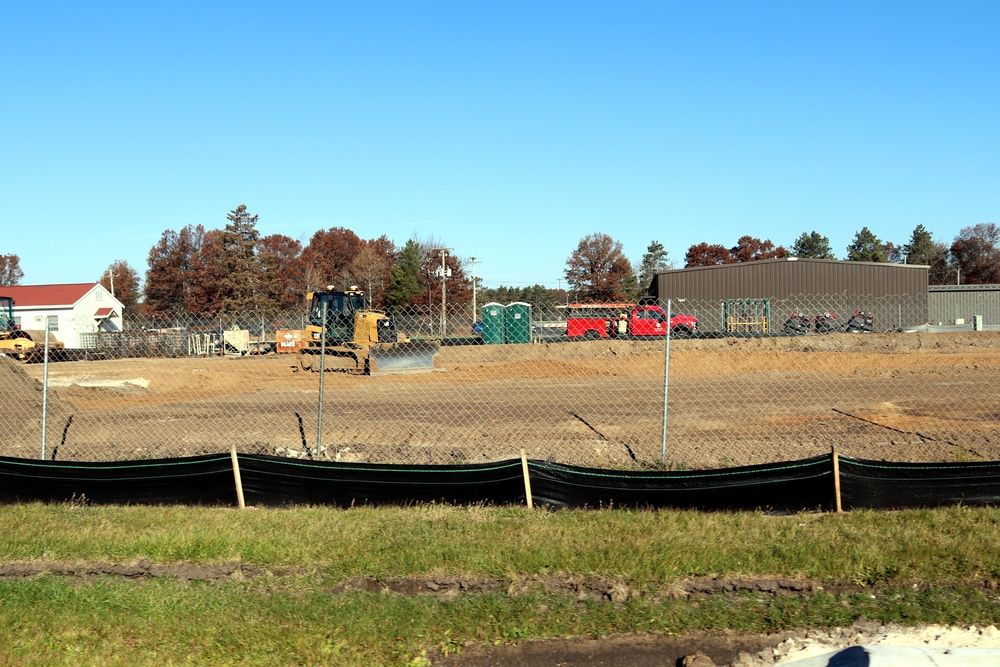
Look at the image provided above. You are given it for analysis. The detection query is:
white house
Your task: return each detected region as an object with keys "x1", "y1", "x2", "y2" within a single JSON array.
[{"x1": 0, "y1": 283, "x2": 125, "y2": 348}]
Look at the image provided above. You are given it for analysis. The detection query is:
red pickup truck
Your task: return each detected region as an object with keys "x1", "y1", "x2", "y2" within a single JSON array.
[{"x1": 566, "y1": 303, "x2": 698, "y2": 339}]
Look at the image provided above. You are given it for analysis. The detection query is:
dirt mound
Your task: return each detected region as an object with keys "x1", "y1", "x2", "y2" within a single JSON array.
[{"x1": 0, "y1": 357, "x2": 72, "y2": 458}]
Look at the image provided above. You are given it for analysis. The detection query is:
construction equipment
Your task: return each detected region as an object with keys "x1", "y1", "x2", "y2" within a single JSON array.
[
  {"x1": 0, "y1": 295, "x2": 65, "y2": 362},
  {"x1": 782, "y1": 311, "x2": 811, "y2": 335},
  {"x1": 845, "y1": 310, "x2": 874, "y2": 333},
  {"x1": 298, "y1": 286, "x2": 439, "y2": 374}
]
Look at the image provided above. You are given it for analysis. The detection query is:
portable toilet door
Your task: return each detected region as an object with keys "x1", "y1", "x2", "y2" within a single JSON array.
[
  {"x1": 505, "y1": 302, "x2": 532, "y2": 344},
  {"x1": 481, "y1": 303, "x2": 506, "y2": 344}
]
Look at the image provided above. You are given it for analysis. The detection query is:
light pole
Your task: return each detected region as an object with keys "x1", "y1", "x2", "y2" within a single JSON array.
[
  {"x1": 431, "y1": 248, "x2": 452, "y2": 336},
  {"x1": 469, "y1": 256, "x2": 480, "y2": 325}
]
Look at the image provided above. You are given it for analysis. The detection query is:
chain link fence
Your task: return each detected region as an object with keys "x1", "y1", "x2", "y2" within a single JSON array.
[{"x1": 3, "y1": 293, "x2": 999, "y2": 469}]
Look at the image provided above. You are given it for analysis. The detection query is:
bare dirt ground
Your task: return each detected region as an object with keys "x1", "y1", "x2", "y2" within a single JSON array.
[{"x1": 4, "y1": 330, "x2": 1000, "y2": 466}]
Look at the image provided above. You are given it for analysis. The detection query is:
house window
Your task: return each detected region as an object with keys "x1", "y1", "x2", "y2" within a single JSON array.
[
  {"x1": 96, "y1": 291, "x2": 103, "y2": 301},
  {"x1": 46, "y1": 315, "x2": 58, "y2": 332}
]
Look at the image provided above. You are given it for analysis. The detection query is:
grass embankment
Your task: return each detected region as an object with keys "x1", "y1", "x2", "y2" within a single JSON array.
[{"x1": 2, "y1": 504, "x2": 999, "y2": 666}]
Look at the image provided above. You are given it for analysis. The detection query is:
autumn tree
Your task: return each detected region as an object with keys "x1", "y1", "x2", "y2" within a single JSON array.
[
  {"x1": 188, "y1": 228, "x2": 227, "y2": 314},
  {"x1": 299, "y1": 227, "x2": 364, "y2": 291},
  {"x1": 636, "y1": 241, "x2": 671, "y2": 293},
  {"x1": 0, "y1": 253, "x2": 24, "y2": 285},
  {"x1": 422, "y1": 247, "x2": 472, "y2": 308},
  {"x1": 350, "y1": 235, "x2": 396, "y2": 308},
  {"x1": 730, "y1": 236, "x2": 787, "y2": 263},
  {"x1": 684, "y1": 243, "x2": 734, "y2": 267},
  {"x1": 951, "y1": 223, "x2": 1000, "y2": 285},
  {"x1": 564, "y1": 233, "x2": 635, "y2": 302},
  {"x1": 257, "y1": 234, "x2": 305, "y2": 311},
  {"x1": 846, "y1": 227, "x2": 888, "y2": 262},
  {"x1": 144, "y1": 225, "x2": 206, "y2": 318},
  {"x1": 98, "y1": 260, "x2": 141, "y2": 310},
  {"x1": 385, "y1": 239, "x2": 426, "y2": 309},
  {"x1": 791, "y1": 232, "x2": 835, "y2": 259}
]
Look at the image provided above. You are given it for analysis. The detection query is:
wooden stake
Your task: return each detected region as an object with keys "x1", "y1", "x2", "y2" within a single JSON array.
[
  {"x1": 520, "y1": 449, "x2": 533, "y2": 509},
  {"x1": 832, "y1": 446, "x2": 843, "y2": 514},
  {"x1": 231, "y1": 444, "x2": 246, "y2": 510}
]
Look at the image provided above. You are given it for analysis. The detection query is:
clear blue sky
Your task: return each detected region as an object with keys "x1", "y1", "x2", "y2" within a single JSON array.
[{"x1": 2, "y1": 1, "x2": 998, "y2": 290}]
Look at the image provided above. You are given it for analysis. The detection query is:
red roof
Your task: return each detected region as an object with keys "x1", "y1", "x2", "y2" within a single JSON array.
[
  {"x1": 0, "y1": 283, "x2": 99, "y2": 307},
  {"x1": 94, "y1": 307, "x2": 115, "y2": 318}
]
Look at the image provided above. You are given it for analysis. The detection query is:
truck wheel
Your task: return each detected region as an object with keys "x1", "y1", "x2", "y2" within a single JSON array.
[
  {"x1": 299, "y1": 352, "x2": 314, "y2": 372},
  {"x1": 673, "y1": 325, "x2": 692, "y2": 338},
  {"x1": 583, "y1": 330, "x2": 602, "y2": 340}
]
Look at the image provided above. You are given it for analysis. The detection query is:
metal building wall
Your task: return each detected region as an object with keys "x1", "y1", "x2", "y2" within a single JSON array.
[
  {"x1": 652, "y1": 258, "x2": 930, "y2": 332},
  {"x1": 929, "y1": 285, "x2": 1000, "y2": 325},
  {"x1": 653, "y1": 258, "x2": 928, "y2": 301}
]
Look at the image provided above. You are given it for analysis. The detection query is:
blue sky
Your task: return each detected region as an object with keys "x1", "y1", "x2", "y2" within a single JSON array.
[{"x1": 2, "y1": 1, "x2": 998, "y2": 290}]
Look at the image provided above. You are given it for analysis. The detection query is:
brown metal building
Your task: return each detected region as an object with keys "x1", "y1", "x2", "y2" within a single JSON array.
[{"x1": 650, "y1": 258, "x2": 930, "y2": 332}]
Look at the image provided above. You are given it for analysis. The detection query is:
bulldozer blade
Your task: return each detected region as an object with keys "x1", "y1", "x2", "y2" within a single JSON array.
[{"x1": 369, "y1": 340, "x2": 440, "y2": 375}]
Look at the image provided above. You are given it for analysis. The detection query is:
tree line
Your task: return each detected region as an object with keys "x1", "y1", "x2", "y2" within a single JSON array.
[
  {"x1": 3, "y1": 211, "x2": 999, "y2": 316},
  {"x1": 563, "y1": 223, "x2": 1000, "y2": 303}
]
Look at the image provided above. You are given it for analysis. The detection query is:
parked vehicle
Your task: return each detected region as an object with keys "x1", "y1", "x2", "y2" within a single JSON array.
[{"x1": 565, "y1": 302, "x2": 697, "y2": 340}]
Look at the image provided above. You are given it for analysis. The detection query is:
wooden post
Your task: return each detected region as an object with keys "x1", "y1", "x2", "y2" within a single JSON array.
[
  {"x1": 520, "y1": 449, "x2": 533, "y2": 509},
  {"x1": 231, "y1": 444, "x2": 246, "y2": 510},
  {"x1": 832, "y1": 446, "x2": 843, "y2": 513}
]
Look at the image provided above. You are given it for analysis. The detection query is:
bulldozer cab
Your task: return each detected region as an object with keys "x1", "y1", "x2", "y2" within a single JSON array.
[
  {"x1": 0, "y1": 296, "x2": 13, "y2": 332},
  {"x1": 307, "y1": 289, "x2": 367, "y2": 345},
  {"x1": 300, "y1": 287, "x2": 439, "y2": 374}
]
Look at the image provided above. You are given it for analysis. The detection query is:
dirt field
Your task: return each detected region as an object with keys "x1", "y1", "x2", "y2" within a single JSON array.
[{"x1": 4, "y1": 331, "x2": 1000, "y2": 466}]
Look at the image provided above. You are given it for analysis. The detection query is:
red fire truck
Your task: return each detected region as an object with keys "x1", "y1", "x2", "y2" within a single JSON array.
[{"x1": 565, "y1": 302, "x2": 698, "y2": 340}]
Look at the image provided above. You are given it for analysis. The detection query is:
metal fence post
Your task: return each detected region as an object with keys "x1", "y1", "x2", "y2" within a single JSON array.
[
  {"x1": 316, "y1": 298, "x2": 328, "y2": 457},
  {"x1": 660, "y1": 299, "x2": 671, "y2": 466},
  {"x1": 41, "y1": 319, "x2": 51, "y2": 460}
]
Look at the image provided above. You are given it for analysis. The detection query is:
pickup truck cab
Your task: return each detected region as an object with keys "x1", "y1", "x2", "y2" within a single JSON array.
[{"x1": 566, "y1": 303, "x2": 697, "y2": 340}]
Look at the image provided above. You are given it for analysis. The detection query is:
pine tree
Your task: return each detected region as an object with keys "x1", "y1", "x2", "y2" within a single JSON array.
[
  {"x1": 846, "y1": 227, "x2": 887, "y2": 262},
  {"x1": 637, "y1": 241, "x2": 671, "y2": 292},
  {"x1": 220, "y1": 204, "x2": 274, "y2": 313},
  {"x1": 791, "y1": 231, "x2": 835, "y2": 259},
  {"x1": 902, "y1": 225, "x2": 936, "y2": 265},
  {"x1": 385, "y1": 239, "x2": 425, "y2": 309}
]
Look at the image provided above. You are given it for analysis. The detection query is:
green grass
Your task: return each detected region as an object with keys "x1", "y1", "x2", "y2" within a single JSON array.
[{"x1": 2, "y1": 503, "x2": 1000, "y2": 665}]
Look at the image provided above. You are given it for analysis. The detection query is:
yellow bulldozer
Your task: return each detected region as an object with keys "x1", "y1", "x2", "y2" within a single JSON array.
[
  {"x1": 0, "y1": 295, "x2": 64, "y2": 362},
  {"x1": 298, "y1": 287, "x2": 439, "y2": 374}
]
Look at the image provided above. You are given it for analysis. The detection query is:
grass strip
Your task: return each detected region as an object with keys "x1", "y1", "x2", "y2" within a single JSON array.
[
  {"x1": 3, "y1": 503, "x2": 1000, "y2": 665},
  {"x1": 2, "y1": 504, "x2": 1000, "y2": 583},
  {"x1": 1, "y1": 578, "x2": 998, "y2": 667}
]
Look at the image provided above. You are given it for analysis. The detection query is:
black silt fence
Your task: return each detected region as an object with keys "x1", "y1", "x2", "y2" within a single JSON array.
[
  {"x1": 237, "y1": 455, "x2": 527, "y2": 507},
  {"x1": 0, "y1": 454, "x2": 237, "y2": 505},
  {"x1": 527, "y1": 457, "x2": 834, "y2": 511},
  {"x1": 838, "y1": 457, "x2": 1000, "y2": 510},
  {"x1": 4, "y1": 453, "x2": 1000, "y2": 510}
]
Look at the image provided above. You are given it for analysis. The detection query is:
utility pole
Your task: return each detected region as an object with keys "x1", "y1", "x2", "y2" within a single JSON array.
[
  {"x1": 431, "y1": 248, "x2": 452, "y2": 336},
  {"x1": 469, "y1": 256, "x2": 480, "y2": 325}
]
